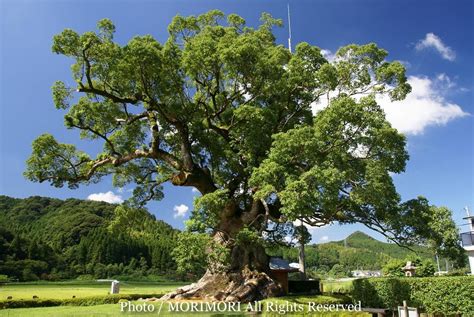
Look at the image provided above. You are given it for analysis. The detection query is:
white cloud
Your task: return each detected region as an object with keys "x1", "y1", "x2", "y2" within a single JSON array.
[
  {"x1": 320, "y1": 235, "x2": 329, "y2": 242},
  {"x1": 87, "y1": 191, "x2": 123, "y2": 204},
  {"x1": 311, "y1": 75, "x2": 468, "y2": 135},
  {"x1": 191, "y1": 187, "x2": 200, "y2": 194},
  {"x1": 173, "y1": 204, "x2": 189, "y2": 218},
  {"x1": 321, "y1": 49, "x2": 336, "y2": 62},
  {"x1": 377, "y1": 75, "x2": 469, "y2": 135},
  {"x1": 416, "y1": 33, "x2": 456, "y2": 61},
  {"x1": 436, "y1": 73, "x2": 455, "y2": 89}
]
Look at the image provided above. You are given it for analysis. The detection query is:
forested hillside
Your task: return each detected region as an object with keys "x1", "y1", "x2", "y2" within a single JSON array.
[
  {"x1": 0, "y1": 195, "x2": 439, "y2": 282},
  {"x1": 268, "y1": 231, "x2": 435, "y2": 278},
  {"x1": 0, "y1": 195, "x2": 177, "y2": 281}
]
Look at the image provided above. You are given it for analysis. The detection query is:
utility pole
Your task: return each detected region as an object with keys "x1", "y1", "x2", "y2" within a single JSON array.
[
  {"x1": 436, "y1": 252, "x2": 441, "y2": 272},
  {"x1": 298, "y1": 232, "x2": 306, "y2": 280},
  {"x1": 287, "y1": 3, "x2": 292, "y2": 53}
]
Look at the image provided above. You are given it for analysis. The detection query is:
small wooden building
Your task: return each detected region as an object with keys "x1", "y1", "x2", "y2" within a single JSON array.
[{"x1": 269, "y1": 257, "x2": 299, "y2": 294}]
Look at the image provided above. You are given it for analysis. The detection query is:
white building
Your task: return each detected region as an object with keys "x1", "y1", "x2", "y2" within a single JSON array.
[
  {"x1": 351, "y1": 270, "x2": 381, "y2": 277},
  {"x1": 460, "y1": 209, "x2": 474, "y2": 275}
]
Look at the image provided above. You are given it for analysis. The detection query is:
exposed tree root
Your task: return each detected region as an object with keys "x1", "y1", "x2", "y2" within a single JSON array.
[{"x1": 161, "y1": 267, "x2": 283, "y2": 303}]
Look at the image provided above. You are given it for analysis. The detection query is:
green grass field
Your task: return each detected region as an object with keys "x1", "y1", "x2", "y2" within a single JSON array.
[
  {"x1": 0, "y1": 299, "x2": 371, "y2": 317},
  {"x1": 0, "y1": 281, "x2": 186, "y2": 301},
  {"x1": 0, "y1": 279, "x2": 357, "y2": 301},
  {"x1": 320, "y1": 279, "x2": 355, "y2": 294},
  {"x1": 0, "y1": 281, "x2": 371, "y2": 316}
]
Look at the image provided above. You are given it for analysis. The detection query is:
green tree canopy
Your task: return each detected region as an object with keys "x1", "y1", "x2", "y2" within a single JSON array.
[
  {"x1": 397, "y1": 197, "x2": 465, "y2": 265},
  {"x1": 24, "y1": 10, "x2": 461, "y2": 300}
]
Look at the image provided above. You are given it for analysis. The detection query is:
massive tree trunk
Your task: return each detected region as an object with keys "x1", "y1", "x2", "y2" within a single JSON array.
[
  {"x1": 162, "y1": 202, "x2": 284, "y2": 302},
  {"x1": 161, "y1": 244, "x2": 282, "y2": 302}
]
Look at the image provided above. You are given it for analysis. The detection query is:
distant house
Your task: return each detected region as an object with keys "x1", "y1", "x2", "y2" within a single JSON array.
[
  {"x1": 269, "y1": 257, "x2": 299, "y2": 294},
  {"x1": 351, "y1": 270, "x2": 382, "y2": 277}
]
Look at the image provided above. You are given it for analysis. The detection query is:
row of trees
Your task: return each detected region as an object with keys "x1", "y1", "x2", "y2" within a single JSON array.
[
  {"x1": 171, "y1": 230, "x2": 465, "y2": 280},
  {"x1": 0, "y1": 195, "x2": 465, "y2": 282}
]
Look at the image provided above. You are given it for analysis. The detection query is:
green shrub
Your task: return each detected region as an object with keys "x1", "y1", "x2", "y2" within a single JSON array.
[
  {"x1": 75, "y1": 274, "x2": 95, "y2": 281},
  {"x1": 0, "y1": 293, "x2": 164, "y2": 309},
  {"x1": 321, "y1": 280, "x2": 354, "y2": 294},
  {"x1": 261, "y1": 294, "x2": 352, "y2": 306},
  {"x1": 351, "y1": 278, "x2": 410, "y2": 309},
  {"x1": 415, "y1": 260, "x2": 436, "y2": 277},
  {"x1": 352, "y1": 276, "x2": 474, "y2": 315},
  {"x1": 445, "y1": 267, "x2": 470, "y2": 276},
  {"x1": 110, "y1": 274, "x2": 175, "y2": 282},
  {"x1": 0, "y1": 275, "x2": 9, "y2": 283},
  {"x1": 381, "y1": 259, "x2": 405, "y2": 277}
]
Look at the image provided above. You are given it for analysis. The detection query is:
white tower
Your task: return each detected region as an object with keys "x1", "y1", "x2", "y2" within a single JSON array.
[{"x1": 460, "y1": 207, "x2": 474, "y2": 274}]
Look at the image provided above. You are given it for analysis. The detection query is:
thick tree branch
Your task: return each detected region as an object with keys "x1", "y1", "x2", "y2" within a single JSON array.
[
  {"x1": 174, "y1": 121, "x2": 194, "y2": 171},
  {"x1": 78, "y1": 84, "x2": 140, "y2": 105},
  {"x1": 68, "y1": 121, "x2": 120, "y2": 156},
  {"x1": 82, "y1": 149, "x2": 151, "y2": 180}
]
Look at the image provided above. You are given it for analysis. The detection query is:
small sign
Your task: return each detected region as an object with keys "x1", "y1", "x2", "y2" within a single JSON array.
[{"x1": 111, "y1": 280, "x2": 120, "y2": 294}]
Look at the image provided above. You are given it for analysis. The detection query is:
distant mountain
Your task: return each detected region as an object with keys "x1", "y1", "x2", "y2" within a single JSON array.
[
  {"x1": 330, "y1": 231, "x2": 432, "y2": 259},
  {"x1": 269, "y1": 231, "x2": 434, "y2": 273}
]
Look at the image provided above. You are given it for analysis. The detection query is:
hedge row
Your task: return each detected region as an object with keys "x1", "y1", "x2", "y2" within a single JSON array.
[
  {"x1": 0, "y1": 293, "x2": 163, "y2": 309},
  {"x1": 351, "y1": 276, "x2": 474, "y2": 315}
]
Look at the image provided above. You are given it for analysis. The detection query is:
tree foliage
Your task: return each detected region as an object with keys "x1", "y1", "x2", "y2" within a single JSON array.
[
  {"x1": 268, "y1": 231, "x2": 450, "y2": 279},
  {"x1": 397, "y1": 197, "x2": 465, "y2": 265},
  {"x1": 24, "y1": 11, "x2": 459, "y2": 263},
  {"x1": 0, "y1": 195, "x2": 177, "y2": 281}
]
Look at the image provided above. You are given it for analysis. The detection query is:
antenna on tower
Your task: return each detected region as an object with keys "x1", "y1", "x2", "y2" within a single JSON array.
[{"x1": 287, "y1": 3, "x2": 292, "y2": 53}]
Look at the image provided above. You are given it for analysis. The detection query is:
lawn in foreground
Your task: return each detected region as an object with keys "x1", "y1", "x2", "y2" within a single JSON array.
[
  {"x1": 0, "y1": 281, "x2": 186, "y2": 301},
  {"x1": 320, "y1": 280, "x2": 354, "y2": 294},
  {"x1": 0, "y1": 297, "x2": 371, "y2": 317}
]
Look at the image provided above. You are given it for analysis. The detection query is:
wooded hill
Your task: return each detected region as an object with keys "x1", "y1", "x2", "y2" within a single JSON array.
[
  {"x1": 328, "y1": 230, "x2": 432, "y2": 262},
  {"x1": 268, "y1": 231, "x2": 435, "y2": 277},
  {"x1": 0, "y1": 195, "x2": 177, "y2": 281},
  {"x1": 0, "y1": 195, "x2": 436, "y2": 281}
]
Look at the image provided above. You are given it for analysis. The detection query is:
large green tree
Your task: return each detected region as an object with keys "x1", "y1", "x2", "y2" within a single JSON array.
[
  {"x1": 26, "y1": 10, "x2": 456, "y2": 301},
  {"x1": 398, "y1": 197, "x2": 465, "y2": 266}
]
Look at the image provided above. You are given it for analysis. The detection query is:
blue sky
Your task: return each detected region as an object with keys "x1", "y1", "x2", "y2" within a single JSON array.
[{"x1": 1, "y1": 0, "x2": 473, "y2": 243}]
